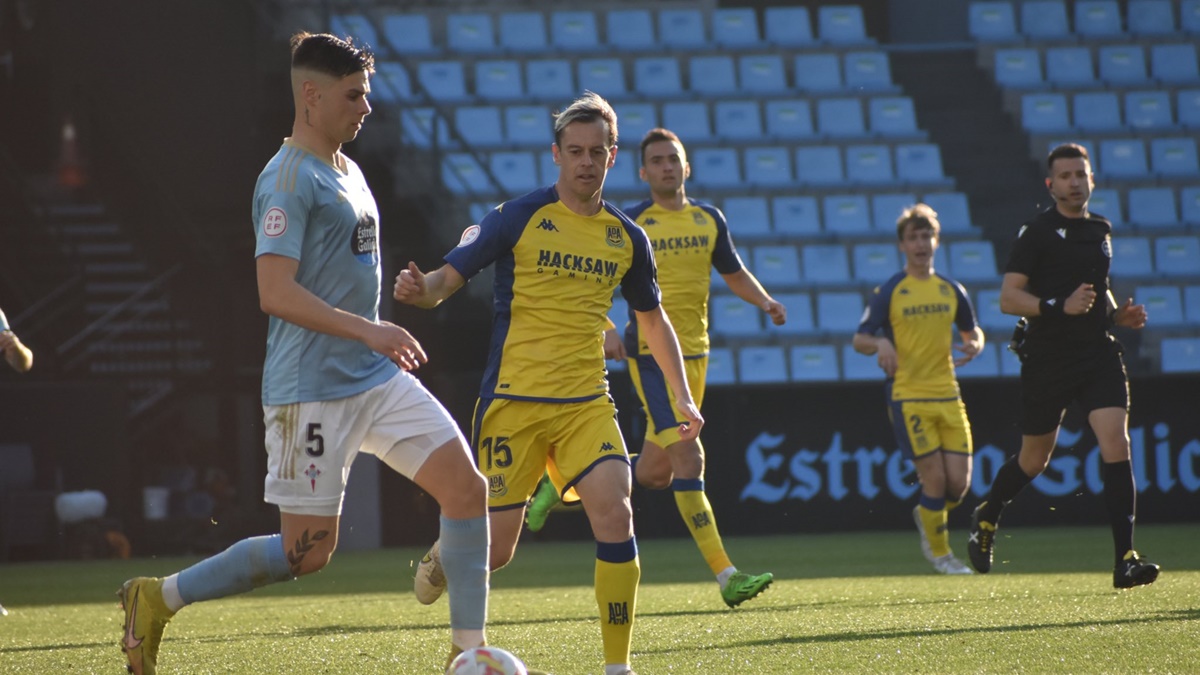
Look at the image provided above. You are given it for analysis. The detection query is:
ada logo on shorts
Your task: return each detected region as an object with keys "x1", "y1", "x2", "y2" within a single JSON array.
[
  {"x1": 263, "y1": 207, "x2": 288, "y2": 238},
  {"x1": 457, "y1": 224, "x2": 481, "y2": 247},
  {"x1": 488, "y1": 474, "x2": 508, "y2": 498}
]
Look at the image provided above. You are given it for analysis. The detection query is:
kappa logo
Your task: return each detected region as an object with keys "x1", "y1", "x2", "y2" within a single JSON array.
[
  {"x1": 600, "y1": 441, "x2": 616, "y2": 453},
  {"x1": 606, "y1": 225, "x2": 625, "y2": 248},
  {"x1": 643, "y1": 217, "x2": 658, "y2": 226},
  {"x1": 537, "y1": 218, "x2": 559, "y2": 232},
  {"x1": 488, "y1": 474, "x2": 508, "y2": 498},
  {"x1": 899, "y1": 288, "x2": 910, "y2": 294},
  {"x1": 305, "y1": 464, "x2": 321, "y2": 493}
]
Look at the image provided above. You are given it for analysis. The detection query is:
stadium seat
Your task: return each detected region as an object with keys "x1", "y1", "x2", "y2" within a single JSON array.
[
  {"x1": 662, "y1": 102, "x2": 711, "y2": 143},
  {"x1": 441, "y1": 153, "x2": 493, "y2": 195},
  {"x1": 1045, "y1": 47, "x2": 1096, "y2": 88},
  {"x1": 659, "y1": 8, "x2": 706, "y2": 49},
  {"x1": 994, "y1": 48, "x2": 1043, "y2": 88},
  {"x1": 689, "y1": 55, "x2": 738, "y2": 97},
  {"x1": 538, "y1": 151, "x2": 558, "y2": 185},
  {"x1": 795, "y1": 54, "x2": 843, "y2": 93},
  {"x1": 551, "y1": 11, "x2": 600, "y2": 52},
  {"x1": 765, "y1": 6, "x2": 815, "y2": 46},
  {"x1": 1152, "y1": 44, "x2": 1200, "y2": 85},
  {"x1": 723, "y1": 196, "x2": 772, "y2": 239},
  {"x1": 446, "y1": 13, "x2": 495, "y2": 53},
  {"x1": 1182, "y1": 187, "x2": 1200, "y2": 225},
  {"x1": 689, "y1": 147, "x2": 740, "y2": 188},
  {"x1": 842, "y1": 343, "x2": 882, "y2": 381},
  {"x1": 454, "y1": 106, "x2": 505, "y2": 148},
  {"x1": 382, "y1": 14, "x2": 437, "y2": 56},
  {"x1": 526, "y1": 60, "x2": 574, "y2": 101},
  {"x1": 707, "y1": 347, "x2": 737, "y2": 385},
  {"x1": 844, "y1": 52, "x2": 894, "y2": 91},
  {"x1": 796, "y1": 146, "x2": 845, "y2": 186},
  {"x1": 1134, "y1": 286, "x2": 1186, "y2": 326},
  {"x1": 895, "y1": 144, "x2": 950, "y2": 186},
  {"x1": 739, "y1": 346, "x2": 789, "y2": 384},
  {"x1": 773, "y1": 196, "x2": 822, "y2": 236},
  {"x1": 606, "y1": 10, "x2": 656, "y2": 52},
  {"x1": 578, "y1": 58, "x2": 628, "y2": 100},
  {"x1": 331, "y1": 14, "x2": 382, "y2": 53},
  {"x1": 709, "y1": 295, "x2": 762, "y2": 337},
  {"x1": 744, "y1": 147, "x2": 794, "y2": 188},
  {"x1": 1151, "y1": 138, "x2": 1200, "y2": 178},
  {"x1": 975, "y1": 289, "x2": 1011, "y2": 331},
  {"x1": 1161, "y1": 338, "x2": 1200, "y2": 373},
  {"x1": 1124, "y1": 91, "x2": 1173, "y2": 131},
  {"x1": 1020, "y1": 1, "x2": 1070, "y2": 40},
  {"x1": 969, "y1": 2, "x2": 1018, "y2": 42},
  {"x1": 845, "y1": 145, "x2": 896, "y2": 185},
  {"x1": 1184, "y1": 285, "x2": 1200, "y2": 322},
  {"x1": 1099, "y1": 139, "x2": 1149, "y2": 178},
  {"x1": 1186, "y1": 0, "x2": 1200, "y2": 33},
  {"x1": 765, "y1": 100, "x2": 815, "y2": 140},
  {"x1": 789, "y1": 345, "x2": 840, "y2": 381},
  {"x1": 869, "y1": 97, "x2": 920, "y2": 138},
  {"x1": 1089, "y1": 188, "x2": 1123, "y2": 224},
  {"x1": 1099, "y1": 46, "x2": 1148, "y2": 86},
  {"x1": 805, "y1": 245, "x2": 853, "y2": 285},
  {"x1": 1071, "y1": 92, "x2": 1122, "y2": 133},
  {"x1": 1180, "y1": 89, "x2": 1200, "y2": 128},
  {"x1": 817, "y1": 98, "x2": 866, "y2": 138},
  {"x1": 1156, "y1": 236, "x2": 1200, "y2": 276},
  {"x1": 947, "y1": 241, "x2": 998, "y2": 282},
  {"x1": 505, "y1": 105, "x2": 552, "y2": 146},
  {"x1": 490, "y1": 152, "x2": 539, "y2": 193},
  {"x1": 752, "y1": 245, "x2": 803, "y2": 287},
  {"x1": 1074, "y1": 0, "x2": 1123, "y2": 37},
  {"x1": 373, "y1": 62, "x2": 414, "y2": 103},
  {"x1": 475, "y1": 61, "x2": 523, "y2": 102},
  {"x1": 956, "y1": 343, "x2": 1000, "y2": 378},
  {"x1": 871, "y1": 193, "x2": 917, "y2": 233},
  {"x1": 469, "y1": 202, "x2": 495, "y2": 224},
  {"x1": 999, "y1": 343, "x2": 1022, "y2": 377},
  {"x1": 768, "y1": 292, "x2": 816, "y2": 336},
  {"x1": 417, "y1": 61, "x2": 469, "y2": 102},
  {"x1": 400, "y1": 107, "x2": 446, "y2": 149},
  {"x1": 1129, "y1": 0, "x2": 1177, "y2": 35},
  {"x1": 1022, "y1": 93, "x2": 1070, "y2": 133},
  {"x1": 818, "y1": 5, "x2": 870, "y2": 44},
  {"x1": 605, "y1": 155, "x2": 638, "y2": 193},
  {"x1": 634, "y1": 57, "x2": 683, "y2": 98},
  {"x1": 714, "y1": 101, "x2": 763, "y2": 141},
  {"x1": 499, "y1": 12, "x2": 549, "y2": 53},
  {"x1": 1127, "y1": 187, "x2": 1179, "y2": 228},
  {"x1": 739, "y1": 55, "x2": 788, "y2": 94},
  {"x1": 713, "y1": 8, "x2": 762, "y2": 47},
  {"x1": 819, "y1": 291, "x2": 864, "y2": 332},
  {"x1": 824, "y1": 194, "x2": 874, "y2": 237},
  {"x1": 853, "y1": 243, "x2": 901, "y2": 284},
  {"x1": 1109, "y1": 236, "x2": 1154, "y2": 278},
  {"x1": 616, "y1": 103, "x2": 658, "y2": 147},
  {"x1": 923, "y1": 192, "x2": 974, "y2": 232}
]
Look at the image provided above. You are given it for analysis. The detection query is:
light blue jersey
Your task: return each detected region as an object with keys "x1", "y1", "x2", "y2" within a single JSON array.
[{"x1": 252, "y1": 140, "x2": 397, "y2": 404}]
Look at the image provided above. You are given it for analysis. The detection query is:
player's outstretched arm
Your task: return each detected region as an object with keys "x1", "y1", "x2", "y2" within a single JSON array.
[
  {"x1": 635, "y1": 305, "x2": 704, "y2": 441},
  {"x1": 722, "y1": 269, "x2": 786, "y2": 326},
  {"x1": 393, "y1": 262, "x2": 466, "y2": 309}
]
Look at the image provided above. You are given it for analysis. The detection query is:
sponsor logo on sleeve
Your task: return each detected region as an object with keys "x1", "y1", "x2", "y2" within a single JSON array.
[{"x1": 263, "y1": 207, "x2": 288, "y2": 237}]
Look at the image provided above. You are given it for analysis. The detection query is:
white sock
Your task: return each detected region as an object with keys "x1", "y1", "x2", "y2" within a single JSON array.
[
  {"x1": 605, "y1": 665, "x2": 630, "y2": 675},
  {"x1": 161, "y1": 573, "x2": 186, "y2": 612},
  {"x1": 716, "y1": 566, "x2": 737, "y2": 590},
  {"x1": 452, "y1": 629, "x2": 485, "y2": 651}
]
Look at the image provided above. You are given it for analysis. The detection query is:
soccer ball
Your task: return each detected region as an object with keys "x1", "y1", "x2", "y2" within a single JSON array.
[{"x1": 447, "y1": 647, "x2": 528, "y2": 675}]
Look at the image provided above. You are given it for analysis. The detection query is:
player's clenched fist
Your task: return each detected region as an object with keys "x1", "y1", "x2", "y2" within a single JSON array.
[{"x1": 393, "y1": 261, "x2": 427, "y2": 304}]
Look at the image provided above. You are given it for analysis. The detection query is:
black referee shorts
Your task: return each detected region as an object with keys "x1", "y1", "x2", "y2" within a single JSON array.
[{"x1": 1019, "y1": 340, "x2": 1130, "y2": 436}]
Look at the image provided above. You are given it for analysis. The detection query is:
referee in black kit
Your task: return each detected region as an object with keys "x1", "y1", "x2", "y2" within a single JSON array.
[{"x1": 966, "y1": 143, "x2": 1160, "y2": 589}]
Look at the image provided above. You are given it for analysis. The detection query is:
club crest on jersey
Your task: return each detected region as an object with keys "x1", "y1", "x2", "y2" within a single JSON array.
[
  {"x1": 692, "y1": 211, "x2": 707, "y2": 225},
  {"x1": 939, "y1": 284, "x2": 950, "y2": 297},
  {"x1": 458, "y1": 224, "x2": 481, "y2": 247},
  {"x1": 1102, "y1": 236, "x2": 1112, "y2": 258},
  {"x1": 488, "y1": 474, "x2": 508, "y2": 498},
  {"x1": 263, "y1": 207, "x2": 287, "y2": 238},
  {"x1": 606, "y1": 225, "x2": 625, "y2": 248},
  {"x1": 350, "y1": 213, "x2": 378, "y2": 265}
]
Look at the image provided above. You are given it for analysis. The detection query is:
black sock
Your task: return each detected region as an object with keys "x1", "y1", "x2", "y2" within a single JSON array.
[
  {"x1": 980, "y1": 457, "x2": 1034, "y2": 523},
  {"x1": 1101, "y1": 460, "x2": 1136, "y2": 565}
]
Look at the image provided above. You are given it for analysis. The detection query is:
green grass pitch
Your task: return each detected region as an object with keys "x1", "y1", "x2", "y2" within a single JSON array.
[{"x1": 1, "y1": 525, "x2": 1197, "y2": 673}]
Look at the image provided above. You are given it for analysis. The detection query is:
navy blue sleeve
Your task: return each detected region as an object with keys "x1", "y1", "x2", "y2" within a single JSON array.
[
  {"x1": 615, "y1": 217, "x2": 662, "y2": 313},
  {"x1": 699, "y1": 204, "x2": 744, "y2": 275},
  {"x1": 949, "y1": 277, "x2": 978, "y2": 333},
  {"x1": 444, "y1": 199, "x2": 531, "y2": 279}
]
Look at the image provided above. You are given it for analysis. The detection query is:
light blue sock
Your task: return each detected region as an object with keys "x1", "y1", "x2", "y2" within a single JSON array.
[
  {"x1": 439, "y1": 515, "x2": 489, "y2": 634},
  {"x1": 177, "y1": 534, "x2": 293, "y2": 605}
]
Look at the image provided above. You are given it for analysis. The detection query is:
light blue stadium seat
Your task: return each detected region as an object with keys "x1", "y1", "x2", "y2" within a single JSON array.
[
  {"x1": 975, "y1": 289, "x2": 1011, "y2": 331},
  {"x1": 1022, "y1": 93, "x2": 1070, "y2": 133},
  {"x1": 739, "y1": 346, "x2": 789, "y2": 384},
  {"x1": 526, "y1": 60, "x2": 574, "y2": 101},
  {"x1": 713, "y1": 8, "x2": 762, "y2": 47},
  {"x1": 805, "y1": 244, "x2": 853, "y2": 285},
  {"x1": 1099, "y1": 139, "x2": 1149, "y2": 178},
  {"x1": 1128, "y1": 187, "x2": 1179, "y2": 228},
  {"x1": 1000, "y1": 343, "x2": 1023, "y2": 377},
  {"x1": 1072, "y1": 92, "x2": 1121, "y2": 132},
  {"x1": 707, "y1": 347, "x2": 737, "y2": 385},
  {"x1": 616, "y1": 103, "x2": 657, "y2": 147},
  {"x1": 538, "y1": 151, "x2": 557, "y2": 185},
  {"x1": 659, "y1": 8, "x2": 707, "y2": 50},
  {"x1": 744, "y1": 147, "x2": 794, "y2": 188},
  {"x1": 895, "y1": 144, "x2": 950, "y2": 186},
  {"x1": 817, "y1": 98, "x2": 866, "y2": 138},
  {"x1": 824, "y1": 194, "x2": 874, "y2": 237},
  {"x1": 690, "y1": 147, "x2": 741, "y2": 188},
  {"x1": 475, "y1": 61, "x2": 523, "y2": 102},
  {"x1": 606, "y1": 10, "x2": 656, "y2": 52},
  {"x1": 689, "y1": 55, "x2": 738, "y2": 97},
  {"x1": 765, "y1": 6, "x2": 815, "y2": 46},
  {"x1": 1186, "y1": 0, "x2": 1200, "y2": 33},
  {"x1": 790, "y1": 345, "x2": 840, "y2": 381},
  {"x1": 417, "y1": 61, "x2": 469, "y2": 102},
  {"x1": 853, "y1": 243, "x2": 901, "y2": 284},
  {"x1": 844, "y1": 52, "x2": 894, "y2": 91},
  {"x1": 819, "y1": 291, "x2": 865, "y2": 332},
  {"x1": 994, "y1": 48, "x2": 1043, "y2": 88},
  {"x1": 765, "y1": 100, "x2": 815, "y2": 140},
  {"x1": 739, "y1": 55, "x2": 788, "y2": 94},
  {"x1": 447, "y1": 13, "x2": 495, "y2": 53},
  {"x1": 842, "y1": 343, "x2": 882, "y2": 381},
  {"x1": 1045, "y1": 47, "x2": 1096, "y2": 87},
  {"x1": 956, "y1": 343, "x2": 1000, "y2": 378},
  {"x1": 455, "y1": 106, "x2": 505, "y2": 148},
  {"x1": 634, "y1": 57, "x2": 683, "y2": 98},
  {"x1": 331, "y1": 14, "x2": 382, "y2": 54},
  {"x1": 1157, "y1": 236, "x2": 1200, "y2": 276},
  {"x1": 773, "y1": 196, "x2": 822, "y2": 236},
  {"x1": 400, "y1": 107, "x2": 446, "y2": 148},
  {"x1": 1180, "y1": 89, "x2": 1200, "y2": 129},
  {"x1": 1184, "y1": 284, "x2": 1200, "y2": 322},
  {"x1": 846, "y1": 145, "x2": 895, "y2": 185},
  {"x1": 970, "y1": 2, "x2": 1018, "y2": 42},
  {"x1": 373, "y1": 62, "x2": 415, "y2": 103},
  {"x1": 578, "y1": 58, "x2": 628, "y2": 100},
  {"x1": 1134, "y1": 286, "x2": 1186, "y2": 326},
  {"x1": 714, "y1": 101, "x2": 763, "y2": 141},
  {"x1": 923, "y1": 192, "x2": 974, "y2": 232},
  {"x1": 769, "y1": 292, "x2": 817, "y2": 336},
  {"x1": 1099, "y1": 46, "x2": 1148, "y2": 86},
  {"x1": 869, "y1": 97, "x2": 920, "y2": 138},
  {"x1": 753, "y1": 245, "x2": 803, "y2": 287},
  {"x1": 662, "y1": 102, "x2": 711, "y2": 142},
  {"x1": 383, "y1": 14, "x2": 437, "y2": 56},
  {"x1": 505, "y1": 105, "x2": 552, "y2": 146},
  {"x1": 605, "y1": 156, "x2": 638, "y2": 193},
  {"x1": 1161, "y1": 338, "x2": 1200, "y2": 373},
  {"x1": 819, "y1": 5, "x2": 870, "y2": 44},
  {"x1": 469, "y1": 202, "x2": 496, "y2": 224},
  {"x1": 1020, "y1": 1, "x2": 1070, "y2": 40},
  {"x1": 723, "y1": 196, "x2": 772, "y2": 239},
  {"x1": 490, "y1": 152, "x2": 539, "y2": 193},
  {"x1": 1128, "y1": 0, "x2": 1176, "y2": 35},
  {"x1": 1182, "y1": 187, "x2": 1200, "y2": 225},
  {"x1": 1089, "y1": 188, "x2": 1123, "y2": 224},
  {"x1": 442, "y1": 153, "x2": 493, "y2": 195},
  {"x1": 871, "y1": 193, "x2": 917, "y2": 233},
  {"x1": 1110, "y1": 236, "x2": 1154, "y2": 277},
  {"x1": 795, "y1": 54, "x2": 843, "y2": 93},
  {"x1": 796, "y1": 146, "x2": 845, "y2": 186},
  {"x1": 709, "y1": 295, "x2": 762, "y2": 337},
  {"x1": 948, "y1": 241, "x2": 998, "y2": 282},
  {"x1": 1151, "y1": 138, "x2": 1200, "y2": 178},
  {"x1": 1151, "y1": 44, "x2": 1200, "y2": 85},
  {"x1": 1124, "y1": 91, "x2": 1173, "y2": 131},
  {"x1": 1075, "y1": 0, "x2": 1123, "y2": 37},
  {"x1": 499, "y1": 12, "x2": 549, "y2": 53},
  {"x1": 551, "y1": 11, "x2": 600, "y2": 52}
]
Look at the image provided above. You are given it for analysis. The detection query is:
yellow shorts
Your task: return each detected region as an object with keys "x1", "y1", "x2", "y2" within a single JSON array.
[
  {"x1": 471, "y1": 395, "x2": 628, "y2": 510},
  {"x1": 628, "y1": 354, "x2": 707, "y2": 449},
  {"x1": 888, "y1": 398, "x2": 972, "y2": 460}
]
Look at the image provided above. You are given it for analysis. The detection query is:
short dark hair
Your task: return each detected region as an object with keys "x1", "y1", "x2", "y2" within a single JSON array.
[
  {"x1": 290, "y1": 32, "x2": 374, "y2": 78},
  {"x1": 639, "y1": 128, "x2": 683, "y2": 166},
  {"x1": 895, "y1": 203, "x2": 940, "y2": 240},
  {"x1": 552, "y1": 91, "x2": 618, "y2": 148},
  {"x1": 1047, "y1": 143, "x2": 1089, "y2": 174}
]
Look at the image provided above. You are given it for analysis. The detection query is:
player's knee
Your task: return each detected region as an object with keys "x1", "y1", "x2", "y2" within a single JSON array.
[
  {"x1": 637, "y1": 467, "x2": 671, "y2": 490},
  {"x1": 489, "y1": 544, "x2": 515, "y2": 571}
]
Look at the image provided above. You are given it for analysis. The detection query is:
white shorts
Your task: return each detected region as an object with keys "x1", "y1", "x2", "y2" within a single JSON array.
[{"x1": 262, "y1": 371, "x2": 465, "y2": 516}]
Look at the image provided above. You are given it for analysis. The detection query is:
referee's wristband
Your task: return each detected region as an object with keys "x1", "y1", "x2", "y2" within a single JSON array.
[{"x1": 1039, "y1": 297, "x2": 1065, "y2": 318}]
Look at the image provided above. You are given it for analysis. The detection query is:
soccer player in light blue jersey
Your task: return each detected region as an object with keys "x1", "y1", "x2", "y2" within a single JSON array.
[{"x1": 117, "y1": 33, "x2": 491, "y2": 675}]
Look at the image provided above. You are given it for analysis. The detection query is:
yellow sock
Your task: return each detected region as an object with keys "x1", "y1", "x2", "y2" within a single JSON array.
[
  {"x1": 673, "y1": 481, "x2": 733, "y2": 576},
  {"x1": 918, "y1": 504, "x2": 950, "y2": 557},
  {"x1": 595, "y1": 541, "x2": 640, "y2": 666}
]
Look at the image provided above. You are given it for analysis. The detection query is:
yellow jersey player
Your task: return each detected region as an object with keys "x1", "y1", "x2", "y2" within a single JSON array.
[{"x1": 853, "y1": 204, "x2": 984, "y2": 575}]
